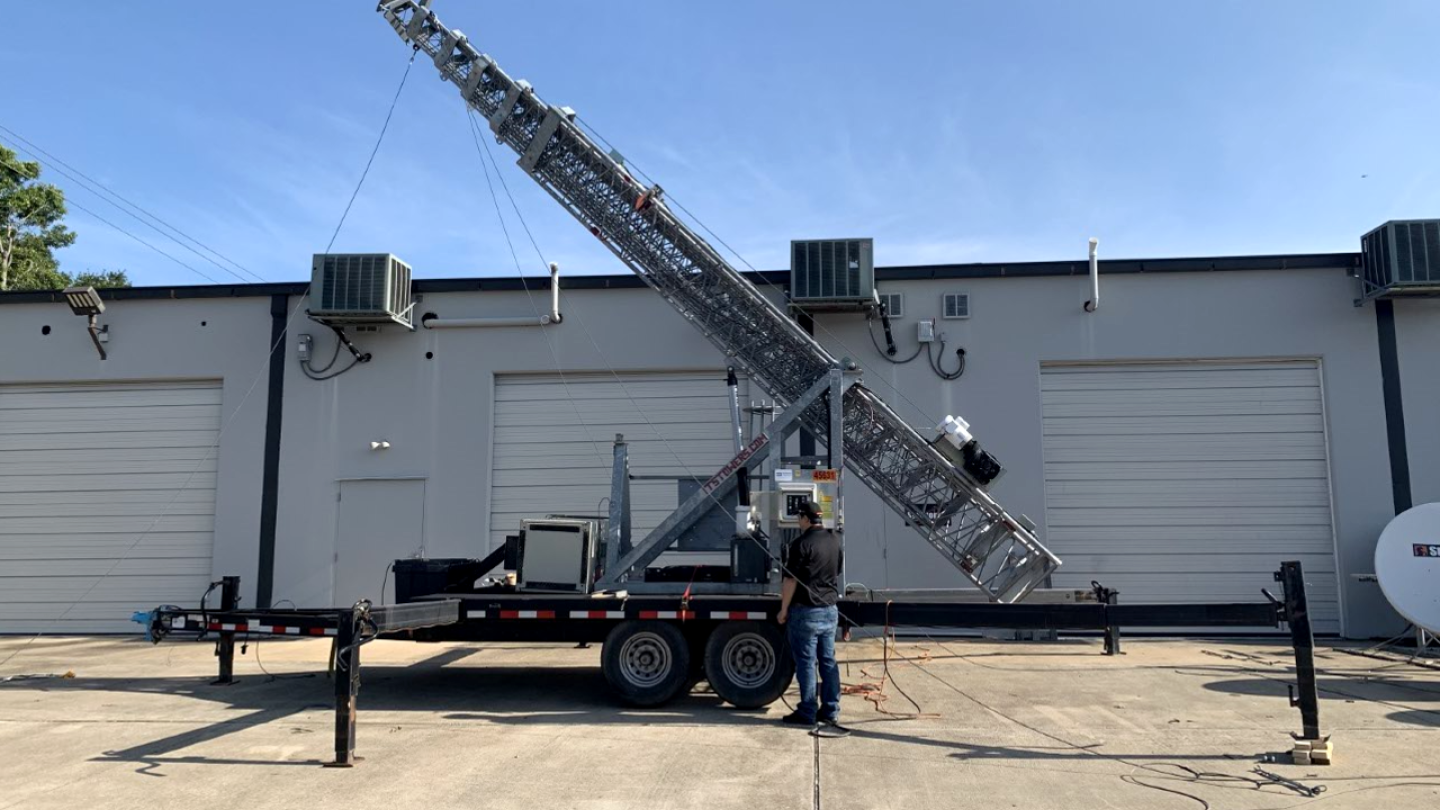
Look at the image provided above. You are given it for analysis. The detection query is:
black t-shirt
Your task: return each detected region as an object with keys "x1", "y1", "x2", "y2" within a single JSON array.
[{"x1": 785, "y1": 526, "x2": 843, "y2": 607}]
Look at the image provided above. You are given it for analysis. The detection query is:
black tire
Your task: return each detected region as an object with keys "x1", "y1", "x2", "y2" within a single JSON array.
[
  {"x1": 703, "y1": 621, "x2": 795, "y2": 709},
  {"x1": 601, "y1": 621, "x2": 692, "y2": 707}
]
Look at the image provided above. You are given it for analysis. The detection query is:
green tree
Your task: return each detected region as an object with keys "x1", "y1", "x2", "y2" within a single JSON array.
[
  {"x1": 0, "y1": 144, "x2": 90, "y2": 292},
  {"x1": 71, "y1": 269, "x2": 130, "y2": 288}
]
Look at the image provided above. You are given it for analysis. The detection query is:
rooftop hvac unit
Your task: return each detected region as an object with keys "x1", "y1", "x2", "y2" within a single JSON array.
[
  {"x1": 1357, "y1": 220, "x2": 1440, "y2": 304},
  {"x1": 791, "y1": 238, "x2": 875, "y2": 310},
  {"x1": 309, "y1": 253, "x2": 415, "y2": 328}
]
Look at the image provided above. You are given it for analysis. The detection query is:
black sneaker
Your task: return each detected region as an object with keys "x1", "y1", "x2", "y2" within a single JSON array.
[
  {"x1": 781, "y1": 710, "x2": 817, "y2": 726},
  {"x1": 811, "y1": 721, "x2": 852, "y2": 738}
]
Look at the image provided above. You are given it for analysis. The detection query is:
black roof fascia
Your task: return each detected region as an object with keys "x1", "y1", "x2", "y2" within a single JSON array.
[{"x1": 0, "y1": 253, "x2": 1359, "y2": 305}]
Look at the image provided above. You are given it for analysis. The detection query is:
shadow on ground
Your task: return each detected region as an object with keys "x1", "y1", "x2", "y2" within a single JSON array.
[{"x1": 0, "y1": 645, "x2": 780, "y2": 773}]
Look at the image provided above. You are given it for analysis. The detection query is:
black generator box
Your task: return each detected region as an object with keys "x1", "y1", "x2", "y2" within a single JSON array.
[
  {"x1": 392, "y1": 558, "x2": 486, "y2": 603},
  {"x1": 730, "y1": 533, "x2": 770, "y2": 584}
]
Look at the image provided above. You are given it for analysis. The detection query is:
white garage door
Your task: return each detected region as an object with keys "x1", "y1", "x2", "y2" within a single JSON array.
[
  {"x1": 0, "y1": 380, "x2": 221, "y2": 634},
  {"x1": 490, "y1": 372, "x2": 747, "y2": 554},
  {"x1": 1040, "y1": 361, "x2": 1340, "y2": 633}
]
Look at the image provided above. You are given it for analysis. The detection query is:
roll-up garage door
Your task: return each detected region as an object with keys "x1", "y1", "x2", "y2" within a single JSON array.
[
  {"x1": 1040, "y1": 361, "x2": 1340, "y2": 633},
  {"x1": 490, "y1": 372, "x2": 747, "y2": 555},
  {"x1": 0, "y1": 380, "x2": 222, "y2": 633}
]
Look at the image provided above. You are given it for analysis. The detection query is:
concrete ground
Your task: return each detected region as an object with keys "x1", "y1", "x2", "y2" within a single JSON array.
[{"x1": 0, "y1": 635, "x2": 1437, "y2": 810}]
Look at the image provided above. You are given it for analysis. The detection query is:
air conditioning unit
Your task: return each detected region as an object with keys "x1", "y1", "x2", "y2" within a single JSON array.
[
  {"x1": 1358, "y1": 220, "x2": 1440, "y2": 304},
  {"x1": 309, "y1": 253, "x2": 415, "y2": 328},
  {"x1": 791, "y1": 238, "x2": 875, "y2": 310}
]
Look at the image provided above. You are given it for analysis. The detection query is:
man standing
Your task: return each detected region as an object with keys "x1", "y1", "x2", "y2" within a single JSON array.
[{"x1": 777, "y1": 501, "x2": 846, "y2": 733}]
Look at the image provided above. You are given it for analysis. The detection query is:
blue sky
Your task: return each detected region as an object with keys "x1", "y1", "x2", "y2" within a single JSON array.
[{"x1": 2, "y1": 1, "x2": 1437, "y2": 287}]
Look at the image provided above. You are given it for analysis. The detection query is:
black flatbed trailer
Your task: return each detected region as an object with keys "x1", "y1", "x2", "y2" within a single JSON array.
[{"x1": 139, "y1": 561, "x2": 1324, "y2": 768}]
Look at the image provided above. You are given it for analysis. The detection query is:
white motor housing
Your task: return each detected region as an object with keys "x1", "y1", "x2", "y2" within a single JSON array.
[{"x1": 937, "y1": 415, "x2": 974, "y2": 449}]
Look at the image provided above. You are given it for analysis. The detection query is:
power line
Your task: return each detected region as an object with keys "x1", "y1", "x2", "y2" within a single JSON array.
[
  {"x1": 323, "y1": 52, "x2": 415, "y2": 255},
  {"x1": 0, "y1": 154, "x2": 221, "y2": 285},
  {"x1": 0, "y1": 122, "x2": 266, "y2": 283}
]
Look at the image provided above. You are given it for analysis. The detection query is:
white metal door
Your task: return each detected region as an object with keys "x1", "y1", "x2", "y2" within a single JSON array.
[
  {"x1": 0, "y1": 380, "x2": 222, "y2": 633},
  {"x1": 334, "y1": 478, "x2": 426, "y2": 606},
  {"x1": 489, "y1": 372, "x2": 746, "y2": 556},
  {"x1": 1039, "y1": 361, "x2": 1340, "y2": 633}
]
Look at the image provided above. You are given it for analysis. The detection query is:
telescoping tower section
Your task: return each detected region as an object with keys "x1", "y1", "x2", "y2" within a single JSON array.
[{"x1": 379, "y1": 0, "x2": 1061, "y2": 602}]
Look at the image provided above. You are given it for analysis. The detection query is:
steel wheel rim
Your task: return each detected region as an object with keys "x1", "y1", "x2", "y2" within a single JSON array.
[
  {"x1": 619, "y1": 632, "x2": 672, "y2": 688},
  {"x1": 721, "y1": 632, "x2": 776, "y2": 688}
]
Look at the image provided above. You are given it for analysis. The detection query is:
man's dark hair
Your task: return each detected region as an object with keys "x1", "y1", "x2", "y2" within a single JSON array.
[{"x1": 797, "y1": 501, "x2": 823, "y2": 522}]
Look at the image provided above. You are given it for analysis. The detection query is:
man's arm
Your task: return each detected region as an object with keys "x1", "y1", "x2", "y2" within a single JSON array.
[{"x1": 778, "y1": 577, "x2": 797, "y2": 624}]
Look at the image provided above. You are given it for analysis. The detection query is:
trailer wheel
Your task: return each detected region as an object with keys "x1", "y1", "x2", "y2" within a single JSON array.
[
  {"x1": 601, "y1": 621, "x2": 691, "y2": 707},
  {"x1": 703, "y1": 621, "x2": 794, "y2": 709}
]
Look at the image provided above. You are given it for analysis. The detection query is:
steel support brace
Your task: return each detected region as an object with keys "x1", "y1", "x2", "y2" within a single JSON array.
[
  {"x1": 212, "y1": 576, "x2": 240, "y2": 685},
  {"x1": 596, "y1": 372, "x2": 852, "y2": 586},
  {"x1": 1279, "y1": 561, "x2": 1324, "y2": 745},
  {"x1": 328, "y1": 609, "x2": 361, "y2": 768},
  {"x1": 605, "y1": 435, "x2": 631, "y2": 577}
]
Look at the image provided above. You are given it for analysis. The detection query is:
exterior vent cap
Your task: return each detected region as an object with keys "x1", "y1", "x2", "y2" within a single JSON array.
[{"x1": 942, "y1": 292, "x2": 970, "y2": 319}]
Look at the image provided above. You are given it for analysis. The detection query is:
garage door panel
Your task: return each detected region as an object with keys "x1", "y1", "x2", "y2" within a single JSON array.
[
  {"x1": 0, "y1": 574, "x2": 215, "y2": 601},
  {"x1": 492, "y1": 440, "x2": 737, "y2": 468},
  {"x1": 1055, "y1": 553, "x2": 1335, "y2": 575},
  {"x1": 491, "y1": 372, "x2": 744, "y2": 553},
  {"x1": 0, "y1": 417, "x2": 222, "y2": 435},
  {"x1": 0, "y1": 430, "x2": 221, "y2": 452},
  {"x1": 0, "y1": 473, "x2": 219, "y2": 494},
  {"x1": 495, "y1": 402, "x2": 737, "y2": 426},
  {"x1": 1040, "y1": 361, "x2": 1340, "y2": 633},
  {"x1": 1038, "y1": 366, "x2": 1320, "y2": 390},
  {"x1": 0, "y1": 384, "x2": 222, "y2": 409},
  {"x1": 1043, "y1": 460, "x2": 1329, "y2": 481},
  {"x1": 1048, "y1": 506, "x2": 1332, "y2": 527},
  {"x1": 0, "y1": 381, "x2": 220, "y2": 633},
  {"x1": 1043, "y1": 414, "x2": 1325, "y2": 436},
  {"x1": 1052, "y1": 572, "x2": 1340, "y2": 607},
  {"x1": 494, "y1": 377, "x2": 735, "y2": 401},
  {"x1": 2, "y1": 557, "x2": 214, "y2": 577},
  {"x1": 0, "y1": 537, "x2": 213, "y2": 561},
  {"x1": 1045, "y1": 480, "x2": 1332, "y2": 509},
  {"x1": 1043, "y1": 434, "x2": 1326, "y2": 462}
]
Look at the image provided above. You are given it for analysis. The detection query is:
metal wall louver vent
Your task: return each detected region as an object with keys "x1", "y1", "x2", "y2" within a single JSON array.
[
  {"x1": 1358, "y1": 220, "x2": 1440, "y2": 304},
  {"x1": 878, "y1": 292, "x2": 904, "y2": 318},
  {"x1": 942, "y1": 292, "x2": 969, "y2": 319},
  {"x1": 309, "y1": 253, "x2": 415, "y2": 328},
  {"x1": 790, "y1": 238, "x2": 875, "y2": 309}
]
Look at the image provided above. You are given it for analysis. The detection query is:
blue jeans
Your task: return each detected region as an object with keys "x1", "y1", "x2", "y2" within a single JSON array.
[{"x1": 786, "y1": 605, "x2": 841, "y2": 722}]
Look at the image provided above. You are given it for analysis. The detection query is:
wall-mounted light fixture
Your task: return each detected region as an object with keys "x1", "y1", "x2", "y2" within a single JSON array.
[
  {"x1": 63, "y1": 285, "x2": 108, "y2": 360},
  {"x1": 370, "y1": 440, "x2": 391, "y2": 451}
]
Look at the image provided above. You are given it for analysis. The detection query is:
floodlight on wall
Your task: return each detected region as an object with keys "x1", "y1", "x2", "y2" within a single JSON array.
[{"x1": 63, "y1": 285, "x2": 108, "y2": 360}]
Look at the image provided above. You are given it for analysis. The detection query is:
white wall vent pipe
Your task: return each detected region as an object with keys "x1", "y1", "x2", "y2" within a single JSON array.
[
  {"x1": 1083, "y1": 238, "x2": 1099, "y2": 312},
  {"x1": 422, "y1": 262, "x2": 563, "y2": 329}
]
